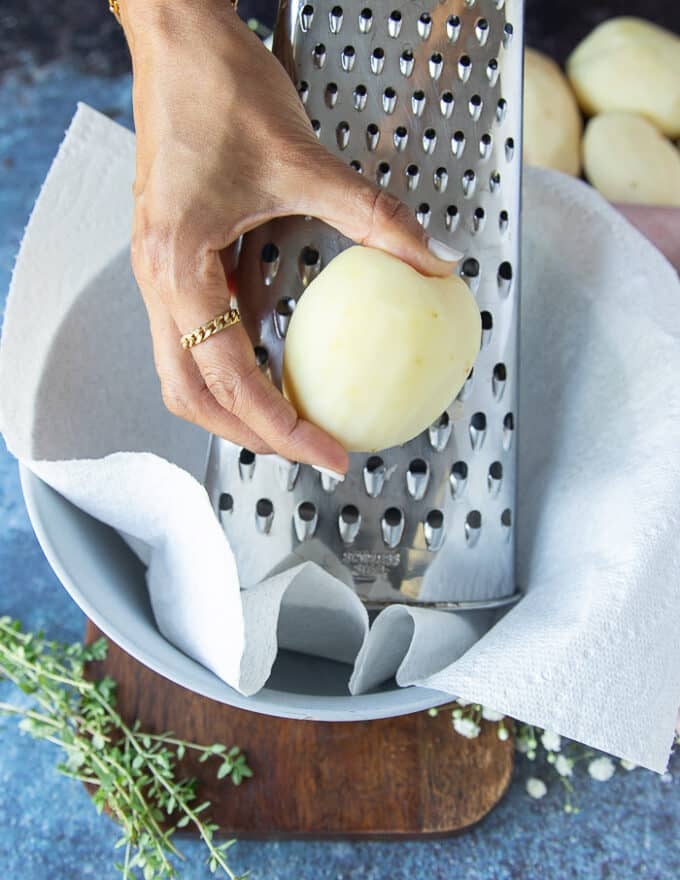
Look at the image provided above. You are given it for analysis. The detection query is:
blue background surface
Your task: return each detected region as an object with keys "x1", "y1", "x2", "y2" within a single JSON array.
[{"x1": 1, "y1": 5, "x2": 679, "y2": 879}]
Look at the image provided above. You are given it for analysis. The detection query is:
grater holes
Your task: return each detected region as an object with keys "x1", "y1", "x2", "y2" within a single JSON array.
[
  {"x1": 274, "y1": 297, "x2": 296, "y2": 337},
  {"x1": 490, "y1": 170, "x2": 501, "y2": 193},
  {"x1": 424, "y1": 509, "x2": 445, "y2": 550},
  {"x1": 363, "y1": 455, "x2": 386, "y2": 497},
  {"x1": 440, "y1": 91, "x2": 454, "y2": 118},
  {"x1": 505, "y1": 137, "x2": 515, "y2": 161},
  {"x1": 475, "y1": 17, "x2": 489, "y2": 46},
  {"x1": 488, "y1": 462, "x2": 503, "y2": 497},
  {"x1": 462, "y1": 169, "x2": 477, "y2": 198},
  {"x1": 254, "y1": 345, "x2": 269, "y2": 368},
  {"x1": 238, "y1": 448, "x2": 256, "y2": 481},
  {"x1": 219, "y1": 492, "x2": 233, "y2": 513},
  {"x1": 465, "y1": 510, "x2": 482, "y2": 546},
  {"x1": 450, "y1": 461, "x2": 468, "y2": 499},
  {"x1": 298, "y1": 81, "x2": 310, "y2": 104},
  {"x1": 451, "y1": 130, "x2": 466, "y2": 158},
  {"x1": 394, "y1": 125, "x2": 409, "y2": 151},
  {"x1": 260, "y1": 242, "x2": 280, "y2": 286},
  {"x1": 298, "y1": 501, "x2": 316, "y2": 521},
  {"x1": 497, "y1": 98, "x2": 508, "y2": 123},
  {"x1": 445, "y1": 204, "x2": 459, "y2": 231},
  {"x1": 470, "y1": 412, "x2": 487, "y2": 451},
  {"x1": 341, "y1": 45, "x2": 356, "y2": 72},
  {"x1": 255, "y1": 498, "x2": 274, "y2": 534},
  {"x1": 400, "y1": 49, "x2": 415, "y2": 77},
  {"x1": 417, "y1": 12, "x2": 432, "y2": 39},
  {"x1": 256, "y1": 498, "x2": 273, "y2": 516},
  {"x1": 472, "y1": 206, "x2": 485, "y2": 234},
  {"x1": 446, "y1": 15, "x2": 461, "y2": 42},
  {"x1": 325, "y1": 82, "x2": 339, "y2": 108},
  {"x1": 359, "y1": 7, "x2": 373, "y2": 33},
  {"x1": 412, "y1": 89, "x2": 426, "y2": 116},
  {"x1": 377, "y1": 161, "x2": 391, "y2": 186},
  {"x1": 428, "y1": 411, "x2": 452, "y2": 452},
  {"x1": 503, "y1": 22, "x2": 514, "y2": 48},
  {"x1": 350, "y1": 159, "x2": 363, "y2": 173},
  {"x1": 493, "y1": 362, "x2": 507, "y2": 401},
  {"x1": 366, "y1": 122, "x2": 380, "y2": 150},
  {"x1": 406, "y1": 163, "x2": 420, "y2": 190},
  {"x1": 382, "y1": 507, "x2": 405, "y2": 549},
  {"x1": 429, "y1": 52, "x2": 444, "y2": 81},
  {"x1": 300, "y1": 4, "x2": 314, "y2": 32},
  {"x1": 313, "y1": 43, "x2": 326, "y2": 69},
  {"x1": 406, "y1": 458, "x2": 429, "y2": 500},
  {"x1": 499, "y1": 209, "x2": 509, "y2": 233},
  {"x1": 388, "y1": 10, "x2": 402, "y2": 38},
  {"x1": 434, "y1": 167, "x2": 448, "y2": 192},
  {"x1": 487, "y1": 58, "x2": 499, "y2": 85},
  {"x1": 353, "y1": 83, "x2": 368, "y2": 111},
  {"x1": 469, "y1": 94, "x2": 483, "y2": 120},
  {"x1": 423, "y1": 128, "x2": 437, "y2": 153},
  {"x1": 416, "y1": 203, "x2": 431, "y2": 228},
  {"x1": 501, "y1": 508, "x2": 512, "y2": 527},
  {"x1": 371, "y1": 47, "x2": 385, "y2": 74},
  {"x1": 480, "y1": 310, "x2": 493, "y2": 347},
  {"x1": 479, "y1": 133, "x2": 493, "y2": 160},
  {"x1": 298, "y1": 246, "x2": 321, "y2": 287},
  {"x1": 458, "y1": 55, "x2": 471, "y2": 82},
  {"x1": 339, "y1": 504, "x2": 361, "y2": 543},
  {"x1": 336, "y1": 120, "x2": 351, "y2": 150},
  {"x1": 311, "y1": 119, "x2": 321, "y2": 138},
  {"x1": 382, "y1": 86, "x2": 397, "y2": 114},
  {"x1": 498, "y1": 261, "x2": 513, "y2": 297},
  {"x1": 503, "y1": 412, "x2": 515, "y2": 450},
  {"x1": 329, "y1": 5, "x2": 343, "y2": 33},
  {"x1": 294, "y1": 500, "x2": 318, "y2": 541}
]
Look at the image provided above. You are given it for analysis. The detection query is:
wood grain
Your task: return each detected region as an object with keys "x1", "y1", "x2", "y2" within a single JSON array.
[{"x1": 84, "y1": 621, "x2": 513, "y2": 837}]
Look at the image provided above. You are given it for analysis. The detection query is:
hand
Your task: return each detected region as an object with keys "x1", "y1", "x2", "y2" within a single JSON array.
[{"x1": 121, "y1": 0, "x2": 462, "y2": 474}]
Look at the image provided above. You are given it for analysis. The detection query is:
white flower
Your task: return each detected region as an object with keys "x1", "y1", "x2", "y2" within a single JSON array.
[
  {"x1": 540, "y1": 730, "x2": 562, "y2": 752},
  {"x1": 453, "y1": 716, "x2": 481, "y2": 739},
  {"x1": 515, "y1": 736, "x2": 531, "y2": 754},
  {"x1": 620, "y1": 759, "x2": 637, "y2": 772},
  {"x1": 555, "y1": 755, "x2": 573, "y2": 777},
  {"x1": 526, "y1": 777, "x2": 547, "y2": 799},
  {"x1": 497, "y1": 726, "x2": 509, "y2": 742},
  {"x1": 588, "y1": 756, "x2": 616, "y2": 782},
  {"x1": 481, "y1": 707, "x2": 505, "y2": 722},
  {"x1": 455, "y1": 698, "x2": 473, "y2": 707}
]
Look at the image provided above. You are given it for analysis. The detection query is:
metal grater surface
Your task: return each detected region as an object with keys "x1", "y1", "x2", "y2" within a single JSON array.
[{"x1": 204, "y1": 0, "x2": 523, "y2": 609}]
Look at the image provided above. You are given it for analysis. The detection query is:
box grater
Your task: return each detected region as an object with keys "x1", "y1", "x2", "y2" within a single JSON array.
[{"x1": 204, "y1": 0, "x2": 523, "y2": 610}]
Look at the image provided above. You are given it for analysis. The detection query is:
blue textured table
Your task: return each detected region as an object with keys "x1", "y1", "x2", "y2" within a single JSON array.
[{"x1": 1, "y1": 49, "x2": 679, "y2": 880}]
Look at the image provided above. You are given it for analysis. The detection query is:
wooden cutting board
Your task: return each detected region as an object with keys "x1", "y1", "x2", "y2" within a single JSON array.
[{"x1": 85, "y1": 621, "x2": 513, "y2": 837}]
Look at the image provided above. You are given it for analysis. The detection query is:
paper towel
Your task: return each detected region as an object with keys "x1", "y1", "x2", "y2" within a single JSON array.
[{"x1": 1, "y1": 105, "x2": 679, "y2": 772}]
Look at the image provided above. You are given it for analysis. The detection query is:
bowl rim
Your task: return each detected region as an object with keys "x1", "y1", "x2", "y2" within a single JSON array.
[{"x1": 19, "y1": 464, "x2": 452, "y2": 721}]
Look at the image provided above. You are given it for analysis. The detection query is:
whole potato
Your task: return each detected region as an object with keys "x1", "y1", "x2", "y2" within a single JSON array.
[
  {"x1": 523, "y1": 48, "x2": 582, "y2": 176},
  {"x1": 583, "y1": 112, "x2": 680, "y2": 206},
  {"x1": 567, "y1": 17, "x2": 680, "y2": 138},
  {"x1": 282, "y1": 246, "x2": 480, "y2": 452}
]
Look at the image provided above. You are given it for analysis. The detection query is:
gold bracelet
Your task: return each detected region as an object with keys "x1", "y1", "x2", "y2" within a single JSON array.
[
  {"x1": 180, "y1": 307, "x2": 242, "y2": 350},
  {"x1": 108, "y1": 0, "x2": 239, "y2": 26}
]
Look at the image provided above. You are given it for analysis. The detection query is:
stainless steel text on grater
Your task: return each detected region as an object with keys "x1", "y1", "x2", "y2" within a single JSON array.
[{"x1": 204, "y1": 0, "x2": 523, "y2": 609}]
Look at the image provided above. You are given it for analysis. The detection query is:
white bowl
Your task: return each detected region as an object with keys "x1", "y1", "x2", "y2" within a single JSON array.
[{"x1": 20, "y1": 465, "x2": 450, "y2": 720}]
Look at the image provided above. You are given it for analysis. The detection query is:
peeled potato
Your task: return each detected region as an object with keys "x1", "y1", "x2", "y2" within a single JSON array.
[
  {"x1": 523, "y1": 48, "x2": 582, "y2": 176},
  {"x1": 566, "y1": 17, "x2": 680, "y2": 138},
  {"x1": 583, "y1": 112, "x2": 680, "y2": 206},
  {"x1": 282, "y1": 246, "x2": 480, "y2": 452}
]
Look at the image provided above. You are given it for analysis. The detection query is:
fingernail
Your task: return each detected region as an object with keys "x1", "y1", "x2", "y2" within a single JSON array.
[
  {"x1": 312, "y1": 464, "x2": 346, "y2": 482},
  {"x1": 427, "y1": 238, "x2": 464, "y2": 262}
]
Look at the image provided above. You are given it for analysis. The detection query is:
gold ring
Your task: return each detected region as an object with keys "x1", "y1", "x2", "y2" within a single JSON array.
[{"x1": 180, "y1": 307, "x2": 241, "y2": 350}]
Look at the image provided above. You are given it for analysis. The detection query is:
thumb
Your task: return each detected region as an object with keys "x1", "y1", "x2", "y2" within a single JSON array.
[{"x1": 293, "y1": 150, "x2": 463, "y2": 277}]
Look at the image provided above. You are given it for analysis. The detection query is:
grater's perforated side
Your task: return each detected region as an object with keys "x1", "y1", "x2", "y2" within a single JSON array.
[{"x1": 204, "y1": 0, "x2": 523, "y2": 609}]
